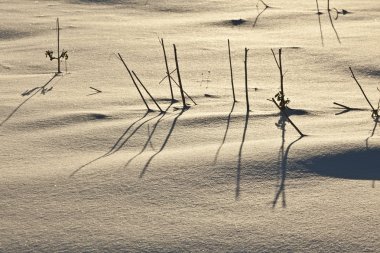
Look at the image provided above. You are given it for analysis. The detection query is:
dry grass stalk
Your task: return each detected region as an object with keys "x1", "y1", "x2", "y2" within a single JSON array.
[
  {"x1": 159, "y1": 38, "x2": 175, "y2": 102},
  {"x1": 132, "y1": 71, "x2": 164, "y2": 113},
  {"x1": 272, "y1": 98, "x2": 305, "y2": 137},
  {"x1": 173, "y1": 44, "x2": 188, "y2": 109},
  {"x1": 244, "y1": 48, "x2": 249, "y2": 112},
  {"x1": 228, "y1": 39, "x2": 236, "y2": 102},
  {"x1": 349, "y1": 67, "x2": 378, "y2": 118},
  {"x1": 118, "y1": 53, "x2": 152, "y2": 112}
]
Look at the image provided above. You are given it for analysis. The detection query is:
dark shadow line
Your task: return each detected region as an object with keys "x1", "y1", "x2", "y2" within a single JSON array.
[
  {"x1": 213, "y1": 102, "x2": 236, "y2": 164},
  {"x1": 327, "y1": 9, "x2": 341, "y2": 44},
  {"x1": 365, "y1": 119, "x2": 378, "y2": 188},
  {"x1": 252, "y1": 5, "x2": 269, "y2": 28},
  {"x1": 124, "y1": 104, "x2": 172, "y2": 169},
  {"x1": 111, "y1": 113, "x2": 161, "y2": 154},
  {"x1": 169, "y1": 75, "x2": 197, "y2": 105},
  {"x1": 148, "y1": 125, "x2": 155, "y2": 150},
  {"x1": 70, "y1": 112, "x2": 156, "y2": 177},
  {"x1": 0, "y1": 74, "x2": 59, "y2": 126},
  {"x1": 236, "y1": 111, "x2": 249, "y2": 201},
  {"x1": 107, "y1": 111, "x2": 150, "y2": 154},
  {"x1": 365, "y1": 119, "x2": 378, "y2": 150},
  {"x1": 335, "y1": 107, "x2": 367, "y2": 116},
  {"x1": 86, "y1": 92, "x2": 101, "y2": 96},
  {"x1": 335, "y1": 109, "x2": 351, "y2": 116},
  {"x1": 272, "y1": 129, "x2": 303, "y2": 208},
  {"x1": 316, "y1": 0, "x2": 324, "y2": 46},
  {"x1": 273, "y1": 115, "x2": 286, "y2": 207},
  {"x1": 139, "y1": 109, "x2": 185, "y2": 178},
  {"x1": 317, "y1": 15, "x2": 324, "y2": 47}
]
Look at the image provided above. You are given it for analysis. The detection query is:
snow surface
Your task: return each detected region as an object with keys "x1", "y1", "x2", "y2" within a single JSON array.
[{"x1": 0, "y1": 0, "x2": 379, "y2": 252}]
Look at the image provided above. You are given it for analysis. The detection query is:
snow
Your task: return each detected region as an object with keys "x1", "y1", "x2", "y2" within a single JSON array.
[{"x1": 0, "y1": 0, "x2": 379, "y2": 252}]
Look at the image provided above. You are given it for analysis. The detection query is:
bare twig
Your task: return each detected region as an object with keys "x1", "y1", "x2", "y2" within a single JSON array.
[
  {"x1": 253, "y1": 0, "x2": 270, "y2": 27},
  {"x1": 327, "y1": 5, "x2": 341, "y2": 44},
  {"x1": 257, "y1": 0, "x2": 270, "y2": 9},
  {"x1": 244, "y1": 48, "x2": 249, "y2": 112},
  {"x1": 271, "y1": 48, "x2": 288, "y2": 110},
  {"x1": 228, "y1": 39, "x2": 236, "y2": 102},
  {"x1": 159, "y1": 38, "x2": 175, "y2": 102},
  {"x1": 270, "y1": 49, "x2": 280, "y2": 69},
  {"x1": 315, "y1": 0, "x2": 323, "y2": 14},
  {"x1": 132, "y1": 71, "x2": 164, "y2": 113},
  {"x1": 45, "y1": 18, "x2": 68, "y2": 74},
  {"x1": 158, "y1": 68, "x2": 176, "y2": 84},
  {"x1": 117, "y1": 53, "x2": 152, "y2": 112},
  {"x1": 173, "y1": 44, "x2": 188, "y2": 109},
  {"x1": 349, "y1": 67, "x2": 377, "y2": 117},
  {"x1": 333, "y1": 102, "x2": 352, "y2": 110},
  {"x1": 169, "y1": 75, "x2": 197, "y2": 105},
  {"x1": 89, "y1": 87, "x2": 102, "y2": 93},
  {"x1": 316, "y1": 0, "x2": 324, "y2": 47},
  {"x1": 57, "y1": 18, "x2": 60, "y2": 73}
]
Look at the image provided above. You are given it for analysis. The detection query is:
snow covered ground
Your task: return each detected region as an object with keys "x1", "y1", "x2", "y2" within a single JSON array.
[{"x1": 0, "y1": 0, "x2": 379, "y2": 252}]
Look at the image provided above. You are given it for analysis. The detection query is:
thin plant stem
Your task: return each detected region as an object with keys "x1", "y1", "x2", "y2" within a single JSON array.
[
  {"x1": 244, "y1": 48, "x2": 249, "y2": 112},
  {"x1": 57, "y1": 18, "x2": 61, "y2": 73},
  {"x1": 349, "y1": 67, "x2": 376, "y2": 112},
  {"x1": 118, "y1": 53, "x2": 151, "y2": 112},
  {"x1": 333, "y1": 102, "x2": 352, "y2": 110},
  {"x1": 316, "y1": 0, "x2": 324, "y2": 47},
  {"x1": 169, "y1": 75, "x2": 197, "y2": 105},
  {"x1": 228, "y1": 39, "x2": 236, "y2": 102},
  {"x1": 173, "y1": 44, "x2": 187, "y2": 109},
  {"x1": 160, "y1": 38, "x2": 174, "y2": 101},
  {"x1": 271, "y1": 48, "x2": 286, "y2": 109},
  {"x1": 132, "y1": 71, "x2": 164, "y2": 113}
]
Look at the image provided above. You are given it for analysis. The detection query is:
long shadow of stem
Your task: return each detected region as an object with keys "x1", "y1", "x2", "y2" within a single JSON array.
[
  {"x1": 236, "y1": 111, "x2": 249, "y2": 201},
  {"x1": 0, "y1": 74, "x2": 59, "y2": 126},
  {"x1": 213, "y1": 101, "x2": 236, "y2": 164},
  {"x1": 365, "y1": 119, "x2": 378, "y2": 149},
  {"x1": 70, "y1": 111, "x2": 159, "y2": 177},
  {"x1": 365, "y1": 118, "x2": 378, "y2": 188},
  {"x1": 111, "y1": 113, "x2": 161, "y2": 154},
  {"x1": 328, "y1": 8, "x2": 341, "y2": 44},
  {"x1": 139, "y1": 108, "x2": 185, "y2": 178},
  {"x1": 315, "y1": 0, "x2": 324, "y2": 46},
  {"x1": 124, "y1": 104, "x2": 172, "y2": 169},
  {"x1": 272, "y1": 114, "x2": 304, "y2": 208},
  {"x1": 252, "y1": 1, "x2": 270, "y2": 28}
]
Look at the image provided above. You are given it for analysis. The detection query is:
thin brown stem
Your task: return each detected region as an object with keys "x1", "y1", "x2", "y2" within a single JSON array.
[
  {"x1": 57, "y1": 18, "x2": 61, "y2": 73},
  {"x1": 173, "y1": 44, "x2": 187, "y2": 109},
  {"x1": 349, "y1": 67, "x2": 376, "y2": 112},
  {"x1": 271, "y1": 48, "x2": 286, "y2": 109},
  {"x1": 333, "y1": 102, "x2": 352, "y2": 110},
  {"x1": 228, "y1": 39, "x2": 236, "y2": 102},
  {"x1": 158, "y1": 68, "x2": 176, "y2": 85},
  {"x1": 132, "y1": 71, "x2": 164, "y2": 113},
  {"x1": 327, "y1": 6, "x2": 341, "y2": 44},
  {"x1": 160, "y1": 38, "x2": 174, "y2": 102},
  {"x1": 278, "y1": 49, "x2": 284, "y2": 107},
  {"x1": 316, "y1": 0, "x2": 324, "y2": 47},
  {"x1": 270, "y1": 49, "x2": 280, "y2": 69},
  {"x1": 244, "y1": 48, "x2": 249, "y2": 112},
  {"x1": 169, "y1": 76, "x2": 197, "y2": 105}
]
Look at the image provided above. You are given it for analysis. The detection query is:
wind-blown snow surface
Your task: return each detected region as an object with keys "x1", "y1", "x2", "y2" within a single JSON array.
[{"x1": 0, "y1": 0, "x2": 379, "y2": 252}]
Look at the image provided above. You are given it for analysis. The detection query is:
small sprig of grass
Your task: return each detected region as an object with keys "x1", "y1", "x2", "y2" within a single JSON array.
[{"x1": 45, "y1": 18, "x2": 68, "y2": 74}]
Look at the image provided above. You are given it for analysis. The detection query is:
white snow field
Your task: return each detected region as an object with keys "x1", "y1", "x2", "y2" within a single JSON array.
[{"x1": 0, "y1": 0, "x2": 379, "y2": 252}]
